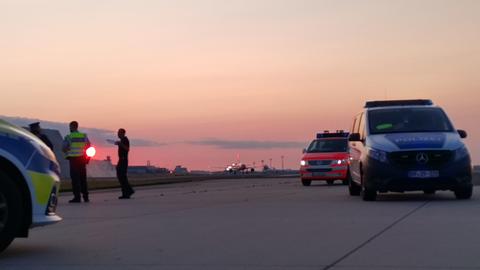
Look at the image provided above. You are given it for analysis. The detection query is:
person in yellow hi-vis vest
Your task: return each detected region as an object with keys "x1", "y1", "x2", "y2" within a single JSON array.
[{"x1": 62, "y1": 121, "x2": 91, "y2": 203}]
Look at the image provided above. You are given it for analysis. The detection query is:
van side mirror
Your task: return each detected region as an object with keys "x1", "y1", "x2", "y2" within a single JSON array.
[
  {"x1": 458, "y1": 130, "x2": 467, "y2": 139},
  {"x1": 302, "y1": 148, "x2": 307, "y2": 154},
  {"x1": 348, "y1": 133, "x2": 361, "y2": 142}
]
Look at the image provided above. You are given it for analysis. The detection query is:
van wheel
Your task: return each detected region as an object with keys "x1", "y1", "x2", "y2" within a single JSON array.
[
  {"x1": 301, "y1": 179, "x2": 311, "y2": 186},
  {"x1": 0, "y1": 171, "x2": 24, "y2": 253},
  {"x1": 361, "y1": 174, "x2": 376, "y2": 201},
  {"x1": 349, "y1": 182, "x2": 361, "y2": 196},
  {"x1": 348, "y1": 173, "x2": 361, "y2": 196},
  {"x1": 346, "y1": 171, "x2": 362, "y2": 196},
  {"x1": 423, "y1": 189, "x2": 436, "y2": 195},
  {"x1": 362, "y1": 187, "x2": 377, "y2": 201},
  {"x1": 454, "y1": 186, "x2": 473, "y2": 200},
  {"x1": 327, "y1": 180, "x2": 334, "y2": 185}
]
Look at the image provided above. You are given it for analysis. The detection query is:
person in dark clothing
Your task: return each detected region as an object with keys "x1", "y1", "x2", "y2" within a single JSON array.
[
  {"x1": 115, "y1": 128, "x2": 134, "y2": 199},
  {"x1": 29, "y1": 122, "x2": 54, "y2": 151}
]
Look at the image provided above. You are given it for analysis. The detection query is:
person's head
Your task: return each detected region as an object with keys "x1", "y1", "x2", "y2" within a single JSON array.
[
  {"x1": 69, "y1": 121, "x2": 79, "y2": 132},
  {"x1": 29, "y1": 122, "x2": 41, "y2": 135},
  {"x1": 117, "y1": 128, "x2": 126, "y2": 139}
]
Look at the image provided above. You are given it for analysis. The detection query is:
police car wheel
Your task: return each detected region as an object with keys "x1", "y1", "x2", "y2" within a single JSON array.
[
  {"x1": 454, "y1": 186, "x2": 473, "y2": 200},
  {"x1": 301, "y1": 180, "x2": 311, "y2": 186},
  {"x1": 0, "y1": 171, "x2": 24, "y2": 253}
]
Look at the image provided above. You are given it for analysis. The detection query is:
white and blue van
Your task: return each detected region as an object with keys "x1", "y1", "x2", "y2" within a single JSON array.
[{"x1": 348, "y1": 100, "x2": 472, "y2": 201}]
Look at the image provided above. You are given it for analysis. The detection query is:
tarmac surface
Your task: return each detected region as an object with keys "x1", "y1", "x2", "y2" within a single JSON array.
[{"x1": 1, "y1": 177, "x2": 480, "y2": 270}]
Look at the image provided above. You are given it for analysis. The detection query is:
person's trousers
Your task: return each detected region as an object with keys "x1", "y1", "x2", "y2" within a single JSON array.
[
  {"x1": 69, "y1": 157, "x2": 88, "y2": 199},
  {"x1": 117, "y1": 159, "x2": 133, "y2": 196}
]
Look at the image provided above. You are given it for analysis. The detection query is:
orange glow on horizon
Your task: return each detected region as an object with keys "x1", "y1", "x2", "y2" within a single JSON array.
[{"x1": 1, "y1": 1, "x2": 479, "y2": 168}]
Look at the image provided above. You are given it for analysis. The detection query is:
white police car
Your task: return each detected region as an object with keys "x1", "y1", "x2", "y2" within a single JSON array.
[
  {"x1": 348, "y1": 100, "x2": 473, "y2": 201},
  {"x1": 0, "y1": 120, "x2": 61, "y2": 252}
]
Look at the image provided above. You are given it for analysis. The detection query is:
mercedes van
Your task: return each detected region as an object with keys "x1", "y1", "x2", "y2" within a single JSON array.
[{"x1": 348, "y1": 100, "x2": 472, "y2": 201}]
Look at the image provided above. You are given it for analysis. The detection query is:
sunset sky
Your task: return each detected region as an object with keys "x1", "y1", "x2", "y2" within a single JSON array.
[{"x1": 1, "y1": 0, "x2": 479, "y2": 169}]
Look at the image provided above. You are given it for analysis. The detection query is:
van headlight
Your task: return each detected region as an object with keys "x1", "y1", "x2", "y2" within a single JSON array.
[
  {"x1": 454, "y1": 146, "x2": 470, "y2": 161},
  {"x1": 368, "y1": 148, "x2": 388, "y2": 163},
  {"x1": 300, "y1": 160, "x2": 307, "y2": 166}
]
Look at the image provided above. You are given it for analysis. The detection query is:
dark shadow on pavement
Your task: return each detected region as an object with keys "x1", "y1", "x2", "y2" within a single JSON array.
[
  {"x1": 0, "y1": 243, "x2": 60, "y2": 260},
  {"x1": 375, "y1": 192, "x2": 478, "y2": 202}
]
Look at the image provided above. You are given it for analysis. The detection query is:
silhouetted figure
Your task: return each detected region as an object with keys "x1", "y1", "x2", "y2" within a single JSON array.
[
  {"x1": 115, "y1": 128, "x2": 134, "y2": 199},
  {"x1": 62, "y1": 121, "x2": 90, "y2": 203},
  {"x1": 29, "y1": 122, "x2": 53, "y2": 151}
]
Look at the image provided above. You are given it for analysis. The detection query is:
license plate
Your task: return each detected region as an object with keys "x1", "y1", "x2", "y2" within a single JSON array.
[
  {"x1": 312, "y1": 172, "x2": 326, "y2": 176},
  {"x1": 408, "y1": 170, "x2": 439, "y2": 178}
]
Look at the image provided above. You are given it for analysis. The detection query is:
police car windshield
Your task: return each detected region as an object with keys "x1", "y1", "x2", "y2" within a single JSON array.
[
  {"x1": 369, "y1": 107, "x2": 454, "y2": 134},
  {"x1": 307, "y1": 139, "x2": 348, "y2": 153}
]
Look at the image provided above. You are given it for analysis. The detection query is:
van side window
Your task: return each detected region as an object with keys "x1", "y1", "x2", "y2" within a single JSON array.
[
  {"x1": 352, "y1": 118, "x2": 358, "y2": 134},
  {"x1": 353, "y1": 114, "x2": 361, "y2": 134},
  {"x1": 359, "y1": 113, "x2": 366, "y2": 140}
]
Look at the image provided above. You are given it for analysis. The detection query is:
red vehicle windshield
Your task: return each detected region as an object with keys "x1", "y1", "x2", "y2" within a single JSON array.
[{"x1": 306, "y1": 139, "x2": 348, "y2": 153}]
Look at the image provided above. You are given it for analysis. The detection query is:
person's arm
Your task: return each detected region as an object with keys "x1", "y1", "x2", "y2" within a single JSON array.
[
  {"x1": 62, "y1": 136, "x2": 70, "y2": 153},
  {"x1": 116, "y1": 138, "x2": 130, "y2": 151}
]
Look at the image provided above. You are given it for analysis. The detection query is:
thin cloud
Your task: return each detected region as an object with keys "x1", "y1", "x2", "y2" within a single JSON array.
[
  {"x1": 1, "y1": 116, "x2": 164, "y2": 147},
  {"x1": 130, "y1": 139, "x2": 167, "y2": 147},
  {"x1": 188, "y1": 138, "x2": 306, "y2": 149}
]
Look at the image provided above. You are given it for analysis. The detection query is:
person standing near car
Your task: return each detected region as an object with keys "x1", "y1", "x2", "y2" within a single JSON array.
[
  {"x1": 116, "y1": 128, "x2": 134, "y2": 199},
  {"x1": 62, "y1": 121, "x2": 90, "y2": 203},
  {"x1": 29, "y1": 122, "x2": 54, "y2": 151}
]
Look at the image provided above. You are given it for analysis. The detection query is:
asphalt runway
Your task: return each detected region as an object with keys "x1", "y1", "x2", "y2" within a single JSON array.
[{"x1": 1, "y1": 177, "x2": 480, "y2": 270}]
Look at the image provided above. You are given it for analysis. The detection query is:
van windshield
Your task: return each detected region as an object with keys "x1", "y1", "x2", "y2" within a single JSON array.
[
  {"x1": 307, "y1": 139, "x2": 348, "y2": 153},
  {"x1": 368, "y1": 107, "x2": 454, "y2": 134}
]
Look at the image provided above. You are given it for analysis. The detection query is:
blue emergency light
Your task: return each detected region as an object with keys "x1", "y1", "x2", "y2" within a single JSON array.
[
  {"x1": 365, "y1": 99, "x2": 433, "y2": 108},
  {"x1": 317, "y1": 130, "x2": 350, "y2": 139}
]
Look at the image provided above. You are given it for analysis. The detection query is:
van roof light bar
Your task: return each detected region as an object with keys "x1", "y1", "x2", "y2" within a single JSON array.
[{"x1": 365, "y1": 99, "x2": 433, "y2": 108}]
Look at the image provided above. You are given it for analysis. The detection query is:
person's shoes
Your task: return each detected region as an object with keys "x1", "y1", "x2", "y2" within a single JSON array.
[
  {"x1": 118, "y1": 195, "x2": 131, "y2": 199},
  {"x1": 69, "y1": 198, "x2": 81, "y2": 203},
  {"x1": 128, "y1": 190, "x2": 135, "y2": 197},
  {"x1": 83, "y1": 196, "x2": 90, "y2": 203}
]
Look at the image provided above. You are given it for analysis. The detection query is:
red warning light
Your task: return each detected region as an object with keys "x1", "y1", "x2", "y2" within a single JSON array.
[{"x1": 86, "y1": 146, "x2": 96, "y2": 158}]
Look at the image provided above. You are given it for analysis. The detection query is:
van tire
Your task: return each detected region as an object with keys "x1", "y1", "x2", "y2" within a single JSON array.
[
  {"x1": 361, "y1": 173, "x2": 377, "y2": 201},
  {"x1": 362, "y1": 187, "x2": 377, "y2": 201},
  {"x1": 348, "y1": 174, "x2": 361, "y2": 196},
  {"x1": 454, "y1": 186, "x2": 473, "y2": 200},
  {"x1": 423, "y1": 189, "x2": 436, "y2": 195},
  {"x1": 0, "y1": 171, "x2": 24, "y2": 253},
  {"x1": 301, "y1": 180, "x2": 311, "y2": 186}
]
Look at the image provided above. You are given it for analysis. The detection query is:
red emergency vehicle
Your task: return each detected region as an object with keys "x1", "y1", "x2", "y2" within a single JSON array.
[{"x1": 300, "y1": 131, "x2": 350, "y2": 186}]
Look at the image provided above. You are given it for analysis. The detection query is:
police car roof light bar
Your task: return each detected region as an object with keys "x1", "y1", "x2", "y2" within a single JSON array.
[{"x1": 365, "y1": 99, "x2": 433, "y2": 108}]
